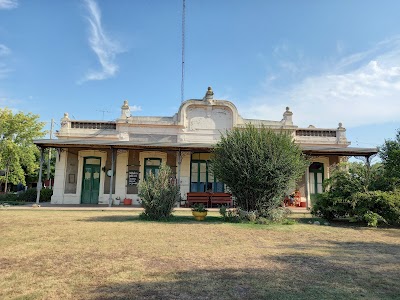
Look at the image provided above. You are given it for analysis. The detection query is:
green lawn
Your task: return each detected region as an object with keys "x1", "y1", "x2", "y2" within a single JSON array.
[{"x1": 1, "y1": 209, "x2": 399, "y2": 300}]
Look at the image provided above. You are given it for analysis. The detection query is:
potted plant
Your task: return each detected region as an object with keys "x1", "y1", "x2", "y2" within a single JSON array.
[
  {"x1": 124, "y1": 197, "x2": 133, "y2": 205},
  {"x1": 113, "y1": 196, "x2": 121, "y2": 206},
  {"x1": 191, "y1": 203, "x2": 208, "y2": 221}
]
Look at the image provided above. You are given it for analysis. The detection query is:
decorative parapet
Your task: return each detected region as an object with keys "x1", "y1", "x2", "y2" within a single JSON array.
[
  {"x1": 295, "y1": 123, "x2": 349, "y2": 145},
  {"x1": 57, "y1": 117, "x2": 117, "y2": 139},
  {"x1": 70, "y1": 122, "x2": 116, "y2": 130},
  {"x1": 296, "y1": 129, "x2": 336, "y2": 137}
]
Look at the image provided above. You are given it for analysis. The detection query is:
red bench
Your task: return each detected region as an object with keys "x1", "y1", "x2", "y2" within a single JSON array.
[
  {"x1": 210, "y1": 193, "x2": 233, "y2": 207},
  {"x1": 186, "y1": 192, "x2": 210, "y2": 208}
]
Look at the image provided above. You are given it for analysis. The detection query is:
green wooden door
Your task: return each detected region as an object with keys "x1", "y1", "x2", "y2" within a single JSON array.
[
  {"x1": 81, "y1": 158, "x2": 101, "y2": 204},
  {"x1": 309, "y1": 162, "x2": 324, "y2": 206}
]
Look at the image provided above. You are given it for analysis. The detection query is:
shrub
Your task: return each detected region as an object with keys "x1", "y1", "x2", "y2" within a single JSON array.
[
  {"x1": 363, "y1": 211, "x2": 387, "y2": 227},
  {"x1": 0, "y1": 193, "x2": 18, "y2": 202},
  {"x1": 18, "y1": 188, "x2": 37, "y2": 202},
  {"x1": 219, "y1": 205, "x2": 239, "y2": 223},
  {"x1": 351, "y1": 191, "x2": 400, "y2": 225},
  {"x1": 138, "y1": 164, "x2": 180, "y2": 220},
  {"x1": 219, "y1": 206, "x2": 293, "y2": 224},
  {"x1": 312, "y1": 190, "x2": 400, "y2": 226},
  {"x1": 264, "y1": 207, "x2": 291, "y2": 223},
  {"x1": 322, "y1": 163, "x2": 368, "y2": 199},
  {"x1": 311, "y1": 193, "x2": 352, "y2": 221},
  {"x1": 0, "y1": 188, "x2": 53, "y2": 203},
  {"x1": 211, "y1": 124, "x2": 308, "y2": 212},
  {"x1": 40, "y1": 188, "x2": 53, "y2": 202}
]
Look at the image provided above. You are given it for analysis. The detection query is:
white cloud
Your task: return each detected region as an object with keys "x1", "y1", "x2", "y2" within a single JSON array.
[
  {"x1": 81, "y1": 0, "x2": 123, "y2": 82},
  {"x1": 0, "y1": 0, "x2": 18, "y2": 10},
  {"x1": 0, "y1": 44, "x2": 11, "y2": 56},
  {"x1": 239, "y1": 37, "x2": 400, "y2": 129},
  {"x1": 0, "y1": 45, "x2": 12, "y2": 79},
  {"x1": 336, "y1": 40, "x2": 345, "y2": 54},
  {"x1": 0, "y1": 96, "x2": 21, "y2": 110},
  {"x1": 0, "y1": 64, "x2": 12, "y2": 79},
  {"x1": 129, "y1": 105, "x2": 142, "y2": 112}
]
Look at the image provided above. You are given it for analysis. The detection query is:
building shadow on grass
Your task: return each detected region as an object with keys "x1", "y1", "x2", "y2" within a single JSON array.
[
  {"x1": 87, "y1": 240, "x2": 400, "y2": 300},
  {"x1": 270, "y1": 240, "x2": 400, "y2": 300},
  {"x1": 88, "y1": 265, "x2": 397, "y2": 300}
]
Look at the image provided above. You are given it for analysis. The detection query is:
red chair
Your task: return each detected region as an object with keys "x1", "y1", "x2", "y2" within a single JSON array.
[{"x1": 294, "y1": 191, "x2": 301, "y2": 207}]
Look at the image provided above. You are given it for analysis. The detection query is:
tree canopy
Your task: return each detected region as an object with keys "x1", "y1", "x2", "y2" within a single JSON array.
[
  {"x1": 0, "y1": 108, "x2": 45, "y2": 192},
  {"x1": 379, "y1": 129, "x2": 400, "y2": 189},
  {"x1": 211, "y1": 124, "x2": 308, "y2": 212}
]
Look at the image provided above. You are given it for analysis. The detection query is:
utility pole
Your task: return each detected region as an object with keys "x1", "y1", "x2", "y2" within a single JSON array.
[
  {"x1": 181, "y1": 0, "x2": 186, "y2": 103},
  {"x1": 47, "y1": 118, "x2": 54, "y2": 189}
]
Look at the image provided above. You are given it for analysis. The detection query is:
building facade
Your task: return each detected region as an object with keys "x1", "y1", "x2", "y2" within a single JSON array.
[{"x1": 34, "y1": 87, "x2": 377, "y2": 207}]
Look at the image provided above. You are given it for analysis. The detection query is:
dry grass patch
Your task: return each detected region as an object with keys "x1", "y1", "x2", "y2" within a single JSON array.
[{"x1": 0, "y1": 209, "x2": 399, "y2": 300}]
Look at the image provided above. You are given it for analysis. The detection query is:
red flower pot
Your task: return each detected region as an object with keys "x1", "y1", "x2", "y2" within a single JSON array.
[{"x1": 124, "y1": 198, "x2": 132, "y2": 205}]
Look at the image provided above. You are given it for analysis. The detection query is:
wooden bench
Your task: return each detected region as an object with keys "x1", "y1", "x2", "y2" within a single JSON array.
[
  {"x1": 210, "y1": 193, "x2": 233, "y2": 207},
  {"x1": 186, "y1": 192, "x2": 210, "y2": 208}
]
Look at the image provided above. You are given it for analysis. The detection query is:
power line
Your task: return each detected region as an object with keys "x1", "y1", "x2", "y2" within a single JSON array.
[{"x1": 181, "y1": 0, "x2": 186, "y2": 103}]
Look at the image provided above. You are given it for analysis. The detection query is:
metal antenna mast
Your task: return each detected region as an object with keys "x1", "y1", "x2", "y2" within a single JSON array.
[
  {"x1": 181, "y1": 0, "x2": 186, "y2": 103},
  {"x1": 96, "y1": 109, "x2": 110, "y2": 120}
]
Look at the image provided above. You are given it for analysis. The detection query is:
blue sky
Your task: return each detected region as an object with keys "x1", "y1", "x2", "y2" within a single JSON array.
[{"x1": 0, "y1": 0, "x2": 399, "y2": 151}]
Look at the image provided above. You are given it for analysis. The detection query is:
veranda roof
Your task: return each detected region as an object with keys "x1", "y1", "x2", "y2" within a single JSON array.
[{"x1": 33, "y1": 139, "x2": 378, "y2": 157}]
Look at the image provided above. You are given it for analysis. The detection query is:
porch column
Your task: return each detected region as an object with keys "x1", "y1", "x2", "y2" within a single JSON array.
[
  {"x1": 36, "y1": 147, "x2": 44, "y2": 205},
  {"x1": 305, "y1": 167, "x2": 310, "y2": 209},
  {"x1": 108, "y1": 148, "x2": 115, "y2": 207},
  {"x1": 177, "y1": 150, "x2": 182, "y2": 183},
  {"x1": 177, "y1": 149, "x2": 182, "y2": 207}
]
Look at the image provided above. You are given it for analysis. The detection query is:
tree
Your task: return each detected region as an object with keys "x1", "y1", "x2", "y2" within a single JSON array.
[
  {"x1": 379, "y1": 129, "x2": 400, "y2": 189},
  {"x1": 211, "y1": 124, "x2": 308, "y2": 212},
  {"x1": 0, "y1": 108, "x2": 45, "y2": 192}
]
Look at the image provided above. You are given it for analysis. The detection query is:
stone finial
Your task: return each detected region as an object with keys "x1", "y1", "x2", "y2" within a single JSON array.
[
  {"x1": 203, "y1": 86, "x2": 214, "y2": 102},
  {"x1": 121, "y1": 100, "x2": 129, "y2": 109},
  {"x1": 337, "y1": 122, "x2": 347, "y2": 144},
  {"x1": 282, "y1": 106, "x2": 293, "y2": 125},
  {"x1": 121, "y1": 100, "x2": 131, "y2": 119},
  {"x1": 61, "y1": 113, "x2": 70, "y2": 128}
]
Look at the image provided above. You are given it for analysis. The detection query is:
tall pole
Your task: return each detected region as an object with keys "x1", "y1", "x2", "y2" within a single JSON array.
[
  {"x1": 36, "y1": 147, "x2": 44, "y2": 204},
  {"x1": 181, "y1": 0, "x2": 186, "y2": 103},
  {"x1": 47, "y1": 118, "x2": 54, "y2": 189}
]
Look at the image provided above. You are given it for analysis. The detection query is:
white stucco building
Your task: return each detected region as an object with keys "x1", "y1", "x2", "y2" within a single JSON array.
[{"x1": 34, "y1": 87, "x2": 377, "y2": 207}]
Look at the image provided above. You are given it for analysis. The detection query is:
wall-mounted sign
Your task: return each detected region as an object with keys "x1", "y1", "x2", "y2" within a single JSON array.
[
  {"x1": 68, "y1": 174, "x2": 76, "y2": 183},
  {"x1": 128, "y1": 171, "x2": 139, "y2": 185}
]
